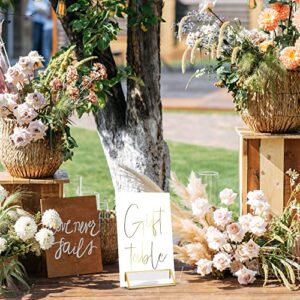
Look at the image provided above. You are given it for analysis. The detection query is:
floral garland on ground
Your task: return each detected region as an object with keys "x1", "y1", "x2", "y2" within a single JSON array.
[
  {"x1": 172, "y1": 170, "x2": 300, "y2": 289},
  {"x1": 0, "y1": 186, "x2": 62, "y2": 293}
]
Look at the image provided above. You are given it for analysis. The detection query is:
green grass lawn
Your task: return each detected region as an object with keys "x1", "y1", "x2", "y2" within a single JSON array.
[{"x1": 63, "y1": 128, "x2": 239, "y2": 212}]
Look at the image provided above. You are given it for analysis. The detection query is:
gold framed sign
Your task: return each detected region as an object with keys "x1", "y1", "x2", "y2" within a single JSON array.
[{"x1": 115, "y1": 192, "x2": 176, "y2": 288}]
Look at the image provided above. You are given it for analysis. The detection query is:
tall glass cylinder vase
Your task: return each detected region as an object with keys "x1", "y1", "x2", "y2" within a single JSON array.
[{"x1": 197, "y1": 171, "x2": 219, "y2": 204}]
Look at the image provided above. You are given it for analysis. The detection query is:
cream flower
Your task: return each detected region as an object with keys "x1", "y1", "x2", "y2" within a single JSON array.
[
  {"x1": 199, "y1": 0, "x2": 217, "y2": 13},
  {"x1": 14, "y1": 216, "x2": 37, "y2": 241},
  {"x1": 226, "y1": 222, "x2": 245, "y2": 242},
  {"x1": 219, "y1": 188, "x2": 237, "y2": 205},
  {"x1": 28, "y1": 51, "x2": 44, "y2": 69},
  {"x1": 27, "y1": 120, "x2": 48, "y2": 141},
  {"x1": 249, "y1": 216, "x2": 267, "y2": 236},
  {"x1": 13, "y1": 103, "x2": 38, "y2": 125},
  {"x1": 18, "y1": 57, "x2": 34, "y2": 75},
  {"x1": 292, "y1": 9, "x2": 300, "y2": 31},
  {"x1": 258, "y1": 8, "x2": 279, "y2": 31},
  {"x1": 234, "y1": 267, "x2": 256, "y2": 285},
  {"x1": 196, "y1": 259, "x2": 213, "y2": 276},
  {"x1": 42, "y1": 209, "x2": 62, "y2": 230},
  {"x1": 259, "y1": 40, "x2": 275, "y2": 53},
  {"x1": 213, "y1": 252, "x2": 232, "y2": 271},
  {"x1": 35, "y1": 228, "x2": 55, "y2": 250},
  {"x1": 5, "y1": 93, "x2": 19, "y2": 111},
  {"x1": 0, "y1": 237, "x2": 7, "y2": 254},
  {"x1": 238, "y1": 213, "x2": 254, "y2": 232},
  {"x1": 25, "y1": 91, "x2": 47, "y2": 110},
  {"x1": 66, "y1": 66, "x2": 79, "y2": 83},
  {"x1": 235, "y1": 239, "x2": 260, "y2": 262},
  {"x1": 5, "y1": 66, "x2": 26, "y2": 86},
  {"x1": 0, "y1": 185, "x2": 8, "y2": 202},
  {"x1": 280, "y1": 46, "x2": 300, "y2": 70},
  {"x1": 213, "y1": 207, "x2": 232, "y2": 227},
  {"x1": 206, "y1": 226, "x2": 227, "y2": 250},
  {"x1": 191, "y1": 198, "x2": 211, "y2": 218},
  {"x1": 10, "y1": 127, "x2": 32, "y2": 147}
]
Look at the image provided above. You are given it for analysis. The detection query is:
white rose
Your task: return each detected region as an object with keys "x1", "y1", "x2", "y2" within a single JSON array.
[
  {"x1": 5, "y1": 66, "x2": 26, "y2": 86},
  {"x1": 25, "y1": 91, "x2": 47, "y2": 110},
  {"x1": 191, "y1": 198, "x2": 211, "y2": 218},
  {"x1": 213, "y1": 207, "x2": 232, "y2": 227},
  {"x1": 0, "y1": 185, "x2": 8, "y2": 202},
  {"x1": 14, "y1": 216, "x2": 37, "y2": 241},
  {"x1": 226, "y1": 222, "x2": 245, "y2": 243},
  {"x1": 219, "y1": 188, "x2": 237, "y2": 205},
  {"x1": 0, "y1": 237, "x2": 7, "y2": 254},
  {"x1": 5, "y1": 93, "x2": 19, "y2": 111},
  {"x1": 253, "y1": 201, "x2": 270, "y2": 217},
  {"x1": 13, "y1": 103, "x2": 38, "y2": 125},
  {"x1": 35, "y1": 228, "x2": 55, "y2": 250},
  {"x1": 18, "y1": 57, "x2": 34, "y2": 75},
  {"x1": 206, "y1": 226, "x2": 227, "y2": 250},
  {"x1": 249, "y1": 216, "x2": 267, "y2": 236},
  {"x1": 238, "y1": 213, "x2": 254, "y2": 232},
  {"x1": 10, "y1": 127, "x2": 32, "y2": 147},
  {"x1": 196, "y1": 259, "x2": 213, "y2": 276},
  {"x1": 234, "y1": 267, "x2": 256, "y2": 285},
  {"x1": 42, "y1": 209, "x2": 62, "y2": 230},
  {"x1": 213, "y1": 252, "x2": 232, "y2": 271},
  {"x1": 28, "y1": 51, "x2": 44, "y2": 69},
  {"x1": 247, "y1": 190, "x2": 268, "y2": 213},
  {"x1": 27, "y1": 120, "x2": 48, "y2": 141},
  {"x1": 234, "y1": 239, "x2": 260, "y2": 262}
]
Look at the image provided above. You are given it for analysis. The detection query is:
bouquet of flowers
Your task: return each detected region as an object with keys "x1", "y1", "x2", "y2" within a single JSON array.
[
  {"x1": 0, "y1": 45, "x2": 115, "y2": 160},
  {"x1": 0, "y1": 186, "x2": 62, "y2": 294},
  {"x1": 171, "y1": 170, "x2": 300, "y2": 290},
  {"x1": 178, "y1": 0, "x2": 300, "y2": 111}
]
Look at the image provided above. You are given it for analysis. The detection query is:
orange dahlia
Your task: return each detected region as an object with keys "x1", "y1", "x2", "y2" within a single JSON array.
[
  {"x1": 279, "y1": 47, "x2": 300, "y2": 70},
  {"x1": 258, "y1": 8, "x2": 280, "y2": 31},
  {"x1": 270, "y1": 3, "x2": 290, "y2": 20}
]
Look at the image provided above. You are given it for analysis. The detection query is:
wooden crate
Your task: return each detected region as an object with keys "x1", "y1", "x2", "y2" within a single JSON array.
[
  {"x1": 0, "y1": 170, "x2": 69, "y2": 275},
  {"x1": 237, "y1": 128, "x2": 300, "y2": 215}
]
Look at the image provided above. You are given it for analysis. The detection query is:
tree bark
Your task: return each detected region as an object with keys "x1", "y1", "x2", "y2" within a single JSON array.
[{"x1": 50, "y1": 0, "x2": 169, "y2": 192}]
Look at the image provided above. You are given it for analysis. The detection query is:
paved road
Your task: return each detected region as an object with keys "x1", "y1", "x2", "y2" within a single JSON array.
[{"x1": 72, "y1": 112, "x2": 243, "y2": 151}]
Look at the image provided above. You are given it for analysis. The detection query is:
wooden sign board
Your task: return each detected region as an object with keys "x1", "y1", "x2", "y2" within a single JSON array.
[
  {"x1": 41, "y1": 196, "x2": 103, "y2": 278},
  {"x1": 116, "y1": 192, "x2": 175, "y2": 288}
]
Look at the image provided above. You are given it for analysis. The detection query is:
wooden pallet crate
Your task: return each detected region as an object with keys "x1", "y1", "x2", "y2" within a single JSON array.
[{"x1": 236, "y1": 128, "x2": 300, "y2": 215}]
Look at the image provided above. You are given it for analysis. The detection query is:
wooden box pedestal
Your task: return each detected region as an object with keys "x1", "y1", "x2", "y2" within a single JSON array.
[
  {"x1": 237, "y1": 128, "x2": 300, "y2": 215},
  {"x1": 0, "y1": 170, "x2": 69, "y2": 275}
]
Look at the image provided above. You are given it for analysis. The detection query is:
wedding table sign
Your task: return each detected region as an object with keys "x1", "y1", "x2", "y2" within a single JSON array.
[
  {"x1": 41, "y1": 196, "x2": 103, "y2": 278},
  {"x1": 115, "y1": 192, "x2": 175, "y2": 288}
]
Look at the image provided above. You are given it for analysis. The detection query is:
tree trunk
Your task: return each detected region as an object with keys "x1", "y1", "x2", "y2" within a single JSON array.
[{"x1": 50, "y1": 0, "x2": 169, "y2": 192}]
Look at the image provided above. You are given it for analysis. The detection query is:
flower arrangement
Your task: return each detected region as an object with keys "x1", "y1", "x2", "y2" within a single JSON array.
[
  {"x1": 0, "y1": 46, "x2": 115, "y2": 160},
  {"x1": 178, "y1": 0, "x2": 300, "y2": 111},
  {"x1": 171, "y1": 170, "x2": 300, "y2": 289},
  {"x1": 0, "y1": 186, "x2": 62, "y2": 294}
]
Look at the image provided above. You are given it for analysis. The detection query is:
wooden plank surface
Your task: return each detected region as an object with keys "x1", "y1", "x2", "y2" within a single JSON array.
[
  {"x1": 239, "y1": 137, "x2": 248, "y2": 215},
  {"x1": 22, "y1": 264, "x2": 298, "y2": 300},
  {"x1": 260, "y1": 139, "x2": 284, "y2": 215},
  {"x1": 0, "y1": 170, "x2": 69, "y2": 185},
  {"x1": 236, "y1": 128, "x2": 300, "y2": 139}
]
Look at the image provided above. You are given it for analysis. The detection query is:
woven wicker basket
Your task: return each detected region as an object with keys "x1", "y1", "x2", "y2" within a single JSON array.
[
  {"x1": 241, "y1": 71, "x2": 300, "y2": 133},
  {"x1": 0, "y1": 118, "x2": 63, "y2": 178},
  {"x1": 99, "y1": 210, "x2": 118, "y2": 265}
]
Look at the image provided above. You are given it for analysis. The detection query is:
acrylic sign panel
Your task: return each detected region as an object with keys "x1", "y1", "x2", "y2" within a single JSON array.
[
  {"x1": 41, "y1": 196, "x2": 103, "y2": 278},
  {"x1": 115, "y1": 192, "x2": 175, "y2": 287}
]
